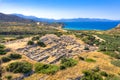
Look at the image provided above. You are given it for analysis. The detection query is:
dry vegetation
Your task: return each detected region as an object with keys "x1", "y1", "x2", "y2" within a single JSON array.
[
  {"x1": 0, "y1": 23, "x2": 120, "y2": 80},
  {"x1": 1, "y1": 33, "x2": 120, "y2": 80},
  {"x1": 24, "y1": 52, "x2": 120, "y2": 80}
]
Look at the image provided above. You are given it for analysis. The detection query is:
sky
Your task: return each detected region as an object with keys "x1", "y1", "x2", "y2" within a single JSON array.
[{"x1": 0, "y1": 0, "x2": 120, "y2": 20}]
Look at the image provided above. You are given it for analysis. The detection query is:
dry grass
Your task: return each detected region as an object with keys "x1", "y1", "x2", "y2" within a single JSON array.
[
  {"x1": 2, "y1": 72, "x2": 21, "y2": 80},
  {"x1": 4, "y1": 37, "x2": 32, "y2": 50},
  {"x1": 2, "y1": 35, "x2": 120, "y2": 80},
  {"x1": 24, "y1": 52, "x2": 120, "y2": 80}
]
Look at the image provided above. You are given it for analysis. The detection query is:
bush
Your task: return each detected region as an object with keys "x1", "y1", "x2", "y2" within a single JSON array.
[
  {"x1": 100, "y1": 71, "x2": 108, "y2": 77},
  {"x1": 9, "y1": 53, "x2": 22, "y2": 59},
  {"x1": 81, "y1": 70, "x2": 103, "y2": 80},
  {"x1": 60, "y1": 58, "x2": 78, "y2": 68},
  {"x1": 0, "y1": 53, "x2": 21, "y2": 63},
  {"x1": 7, "y1": 61, "x2": 32, "y2": 73},
  {"x1": 37, "y1": 41, "x2": 46, "y2": 47},
  {"x1": 0, "y1": 44, "x2": 6, "y2": 55},
  {"x1": 0, "y1": 45, "x2": 5, "y2": 49},
  {"x1": 27, "y1": 40, "x2": 34, "y2": 45},
  {"x1": 60, "y1": 65, "x2": 66, "y2": 70},
  {"x1": 111, "y1": 60, "x2": 120, "y2": 67},
  {"x1": 35, "y1": 63, "x2": 59, "y2": 74},
  {"x1": 0, "y1": 49, "x2": 6, "y2": 55},
  {"x1": 1, "y1": 57, "x2": 11, "y2": 63},
  {"x1": 85, "y1": 58, "x2": 96, "y2": 63}
]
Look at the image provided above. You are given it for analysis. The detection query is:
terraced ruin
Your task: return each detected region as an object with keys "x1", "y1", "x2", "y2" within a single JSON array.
[{"x1": 4, "y1": 34, "x2": 98, "y2": 64}]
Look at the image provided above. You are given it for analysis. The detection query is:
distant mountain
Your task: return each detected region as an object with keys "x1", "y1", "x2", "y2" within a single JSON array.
[
  {"x1": 12, "y1": 13, "x2": 120, "y2": 22},
  {"x1": 0, "y1": 13, "x2": 34, "y2": 23},
  {"x1": 12, "y1": 13, "x2": 55, "y2": 22},
  {"x1": 57, "y1": 18, "x2": 119, "y2": 22}
]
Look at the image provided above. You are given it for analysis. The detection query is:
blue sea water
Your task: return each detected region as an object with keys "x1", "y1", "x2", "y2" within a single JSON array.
[{"x1": 63, "y1": 22, "x2": 120, "y2": 30}]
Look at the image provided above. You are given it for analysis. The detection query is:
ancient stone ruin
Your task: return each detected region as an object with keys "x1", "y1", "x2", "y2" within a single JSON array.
[{"x1": 10, "y1": 34, "x2": 97, "y2": 64}]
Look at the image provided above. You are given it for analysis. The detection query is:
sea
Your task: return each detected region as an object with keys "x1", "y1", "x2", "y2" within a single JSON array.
[{"x1": 63, "y1": 22, "x2": 120, "y2": 30}]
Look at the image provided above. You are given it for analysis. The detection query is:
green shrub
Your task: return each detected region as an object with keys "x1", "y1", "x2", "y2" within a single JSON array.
[
  {"x1": 81, "y1": 70, "x2": 103, "y2": 80},
  {"x1": 9, "y1": 53, "x2": 22, "y2": 59},
  {"x1": 0, "y1": 49, "x2": 6, "y2": 55},
  {"x1": 0, "y1": 44, "x2": 6, "y2": 55},
  {"x1": 100, "y1": 71, "x2": 108, "y2": 77},
  {"x1": 7, "y1": 61, "x2": 32, "y2": 73},
  {"x1": 27, "y1": 40, "x2": 34, "y2": 45},
  {"x1": 35, "y1": 63, "x2": 59, "y2": 74},
  {"x1": 111, "y1": 60, "x2": 120, "y2": 67},
  {"x1": 82, "y1": 35, "x2": 101, "y2": 46},
  {"x1": 37, "y1": 41, "x2": 46, "y2": 47},
  {"x1": 60, "y1": 65, "x2": 66, "y2": 70},
  {"x1": 0, "y1": 54, "x2": 21, "y2": 63},
  {"x1": 85, "y1": 58, "x2": 96, "y2": 63},
  {"x1": 60, "y1": 58, "x2": 78, "y2": 68},
  {"x1": 0, "y1": 44, "x2": 5, "y2": 49},
  {"x1": 1, "y1": 57, "x2": 11, "y2": 63}
]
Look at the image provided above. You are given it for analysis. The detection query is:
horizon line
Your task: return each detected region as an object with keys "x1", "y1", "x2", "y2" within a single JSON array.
[{"x1": 1, "y1": 12, "x2": 120, "y2": 21}]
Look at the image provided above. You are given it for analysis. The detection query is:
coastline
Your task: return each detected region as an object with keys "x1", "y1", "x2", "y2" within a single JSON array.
[{"x1": 61, "y1": 22, "x2": 120, "y2": 31}]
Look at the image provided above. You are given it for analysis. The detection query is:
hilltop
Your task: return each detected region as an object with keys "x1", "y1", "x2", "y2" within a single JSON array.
[{"x1": 0, "y1": 13, "x2": 34, "y2": 23}]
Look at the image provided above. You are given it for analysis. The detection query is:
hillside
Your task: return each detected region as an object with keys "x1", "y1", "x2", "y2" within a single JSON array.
[
  {"x1": 0, "y1": 12, "x2": 63, "y2": 36},
  {"x1": 0, "y1": 31, "x2": 120, "y2": 80},
  {"x1": 0, "y1": 13, "x2": 34, "y2": 23}
]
